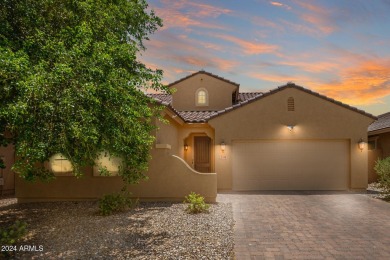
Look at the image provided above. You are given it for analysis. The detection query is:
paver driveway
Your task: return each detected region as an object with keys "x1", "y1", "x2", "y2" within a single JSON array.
[{"x1": 218, "y1": 191, "x2": 390, "y2": 260}]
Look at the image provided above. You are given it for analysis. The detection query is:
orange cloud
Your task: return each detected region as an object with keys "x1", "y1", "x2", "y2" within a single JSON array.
[
  {"x1": 247, "y1": 71, "x2": 315, "y2": 86},
  {"x1": 247, "y1": 55, "x2": 390, "y2": 106},
  {"x1": 278, "y1": 60, "x2": 337, "y2": 73},
  {"x1": 316, "y1": 60, "x2": 390, "y2": 105},
  {"x1": 213, "y1": 34, "x2": 279, "y2": 55}
]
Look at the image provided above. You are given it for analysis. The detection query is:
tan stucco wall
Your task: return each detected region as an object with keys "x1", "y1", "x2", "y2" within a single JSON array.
[
  {"x1": 156, "y1": 114, "x2": 180, "y2": 155},
  {"x1": 15, "y1": 113, "x2": 217, "y2": 203},
  {"x1": 209, "y1": 87, "x2": 374, "y2": 190},
  {"x1": 0, "y1": 144, "x2": 15, "y2": 195},
  {"x1": 16, "y1": 150, "x2": 216, "y2": 203},
  {"x1": 171, "y1": 73, "x2": 237, "y2": 111}
]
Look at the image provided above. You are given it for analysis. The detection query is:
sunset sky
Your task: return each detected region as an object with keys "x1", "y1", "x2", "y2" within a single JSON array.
[{"x1": 139, "y1": 0, "x2": 390, "y2": 116}]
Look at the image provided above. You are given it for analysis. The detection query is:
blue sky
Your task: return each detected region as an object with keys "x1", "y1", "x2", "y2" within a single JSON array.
[{"x1": 139, "y1": 0, "x2": 390, "y2": 116}]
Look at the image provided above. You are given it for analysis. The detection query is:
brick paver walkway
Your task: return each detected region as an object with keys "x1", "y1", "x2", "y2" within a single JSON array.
[{"x1": 218, "y1": 191, "x2": 390, "y2": 259}]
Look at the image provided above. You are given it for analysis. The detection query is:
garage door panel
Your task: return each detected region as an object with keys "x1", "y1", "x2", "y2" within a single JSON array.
[{"x1": 232, "y1": 140, "x2": 349, "y2": 191}]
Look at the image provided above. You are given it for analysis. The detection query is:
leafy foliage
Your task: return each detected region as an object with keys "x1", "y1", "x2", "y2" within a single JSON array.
[
  {"x1": 0, "y1": 0, "x2": 168, "y2": 183},
  {"x1": 0, "y1": 158, "x2": 5, "y2": 169},
  {"x1": 0, "y1": 220, "x2": 27, "y2": 257},
  {"x1": 184, "y1": 192, "x2": 210, "y2": 214},
  {"x1": 0, "y1": 220, "x2": 27, "y2": 245},
  {"x1": 374, "y1": 156, "x2": 390, "y2": 193},
  {"x1": 99, "y1": 191, "x2": 138, "y2": 216}
]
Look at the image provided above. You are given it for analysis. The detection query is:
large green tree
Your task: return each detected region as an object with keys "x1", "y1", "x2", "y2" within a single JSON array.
[{"x1": 0, "y1": 0, "x2": 167, "y2": 183}]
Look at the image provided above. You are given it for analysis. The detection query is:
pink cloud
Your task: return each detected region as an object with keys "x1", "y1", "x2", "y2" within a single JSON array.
[
  {"x1": 172, "y1": 55, "x2": 239, "y2": 71},
  {"x1": 270, "y1": 1, "x2": 292, "y2": 10},
  {"x1": 154, "y1": 0, "x2": 231, "y2": 31},
  {"x1": 212, "y1": 34, "x2": 279, "y2": 55},
  {"x1": 292, "y1": 1, "x2": 337, "y2": 35},
  {"x1": 155, "y1": 8, "x2": 227, "y2": 31}
]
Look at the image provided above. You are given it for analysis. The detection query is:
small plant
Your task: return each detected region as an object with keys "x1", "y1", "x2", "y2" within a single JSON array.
[
  {"x1": 184, "y1": 192, "x2": 210, "y2": 214},
  {"x1": 99, "y1": 190, "x2": 138, "y2": 216},
  {"x1": 0, "y1": 158, "x2": 5, "y2": 169},
  {"x1": 0, "y1": 220, "x2": 27, "y2": 257},
  {"x1": 374, "y1": 156, "x2": 390, "y2": 194}
]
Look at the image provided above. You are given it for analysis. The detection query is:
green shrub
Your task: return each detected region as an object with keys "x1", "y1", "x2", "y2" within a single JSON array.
[
  {"x1": 184, "y1": 192, "x2": 210, "y2": 214},
  {"x1": 0, "y1": 158, "x2": 5, "y2": 169},
  {"x1": 374, "y1": 156, "x2": 390, "y2": 193},
  {"x1": 0, "y1": 220, "x2": 27, "y2": 258},
  {"x1": 99, "y1": 191, "x2": 138, "y2": 216}
]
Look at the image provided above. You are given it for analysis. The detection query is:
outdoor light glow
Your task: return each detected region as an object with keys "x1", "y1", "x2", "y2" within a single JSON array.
[
  {"x1": 221, "y1": 141, "x2": 226, "y2": 152},
  {"x1": 358, "y1": 139, "x2": 365, "y2": 151}
]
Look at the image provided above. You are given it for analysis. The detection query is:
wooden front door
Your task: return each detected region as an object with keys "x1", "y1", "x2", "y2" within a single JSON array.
[{"x1": 194, "y1": 136, "x2": 211, "y2": 173}]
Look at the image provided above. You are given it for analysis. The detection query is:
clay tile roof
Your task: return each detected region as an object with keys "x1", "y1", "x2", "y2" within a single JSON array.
[
  {"x1": 237, "y1": 92, "x2": 263, "y2": 102},
  {"x1": 167, "y1": 70, "x2": 240, "y2": 87},
  {"x1": 177, "y1": 111, "x2": 219, "y2": 123},
  {"x1": 368, "y1": 112, "x2": 390, "y2": 133},
  {"x1": 147, "y1": 93, "x2": 172, "y2": 104},
  {"x1": 147, "y1": 82, "x2": 376, "y2": 123}
]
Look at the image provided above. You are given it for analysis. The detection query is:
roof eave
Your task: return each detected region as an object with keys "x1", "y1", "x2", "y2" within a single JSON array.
[{"x1": 368, "y1": 127, "x2": 390, "y2": 136}]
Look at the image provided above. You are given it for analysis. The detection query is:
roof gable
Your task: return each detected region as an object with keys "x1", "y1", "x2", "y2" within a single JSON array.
[
  {"x1": 167, "y1": 70, "x2": 240, "y2": 88},
  {"x1": 207, "y1": 83, "x2": 376, "y2": 122}
]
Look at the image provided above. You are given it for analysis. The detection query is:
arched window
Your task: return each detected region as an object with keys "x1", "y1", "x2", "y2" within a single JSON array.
[
  {"x1": 196, "y1": 88, "x2": 208, "y2": 106},
  {"x1": 287, "y1": 97, "x2": 295, "y2": 111}
]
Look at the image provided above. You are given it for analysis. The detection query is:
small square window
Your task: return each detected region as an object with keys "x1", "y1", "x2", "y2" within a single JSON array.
[{"x1": 368, "y1": 140, "x2": 377, "y2": 150}]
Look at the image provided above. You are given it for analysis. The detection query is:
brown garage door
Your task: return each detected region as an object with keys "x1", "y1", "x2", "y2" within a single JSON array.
[{"x1": 232, "y1": 140, "x2": 349, "y2": 191}]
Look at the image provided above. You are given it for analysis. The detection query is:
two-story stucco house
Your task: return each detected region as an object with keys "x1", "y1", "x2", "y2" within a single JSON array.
[{"x1": 14, "y1": 71, "x2": 376, "y2": 202}]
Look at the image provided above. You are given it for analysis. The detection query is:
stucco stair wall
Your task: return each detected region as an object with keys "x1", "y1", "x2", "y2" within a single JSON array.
[{"x1": 129, "y1": 151, "x2": 217, "y2": 202}]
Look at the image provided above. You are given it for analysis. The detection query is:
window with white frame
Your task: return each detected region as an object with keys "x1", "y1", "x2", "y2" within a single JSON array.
[{"x1": 196, "y1": 88, "x2": 208, "y2": 106}]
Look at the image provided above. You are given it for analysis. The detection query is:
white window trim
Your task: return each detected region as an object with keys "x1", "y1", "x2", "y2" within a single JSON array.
[
  {"x1": 195, "y1": 88, "x2": 209, "y2": 107},
  {"x1": 368, "y1": 136, "x2": 379, "y2": 150}
]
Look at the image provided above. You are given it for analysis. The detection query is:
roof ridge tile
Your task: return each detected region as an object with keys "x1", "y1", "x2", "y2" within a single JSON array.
[{"x1": 167, "y1": 70, "x2": 240, "y2": 87}]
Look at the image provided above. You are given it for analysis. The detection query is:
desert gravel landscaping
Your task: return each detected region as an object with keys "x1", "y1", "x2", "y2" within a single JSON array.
[{"x1": 0, "y1": 199, "x2": 234, "y2": 259}]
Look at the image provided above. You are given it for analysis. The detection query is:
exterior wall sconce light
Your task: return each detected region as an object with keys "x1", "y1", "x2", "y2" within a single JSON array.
[
  {"x1": 221, "y1": 141, "x2": 226, "y2": 153},
  {"x1": 184, "y1": 144, "x2": 188, "y2": 151},
  {"x1": 358, "y1": 138, "x2": 365, "y2": 152},
  {"x1": 287, "y1": 125, "x2": 295, "y2": 131}
]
